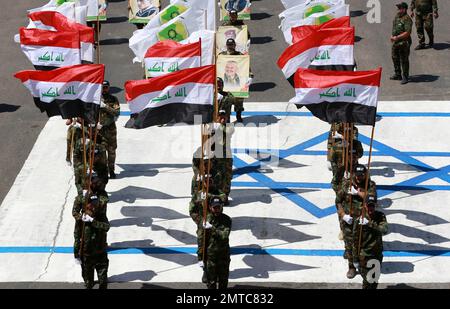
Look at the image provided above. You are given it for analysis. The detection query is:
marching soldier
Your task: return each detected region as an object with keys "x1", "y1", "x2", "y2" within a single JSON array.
[
  {"x1": 98, "y1": 80, "x2": 120, "y2": 179},
  {"x1": 189, "y1": 176, "x2": 226, "y2": 283},
  {"x1": 356, "y1": 196, "x2": 388, "y2": 289},
  {"x1": 213, "y1": 110, "x2": 235, "y2": 205},
  {"x1": 221, "y1": 10, "x2": 253, "y2": 122},
  {"x1": 72, "y1": 176, "x2": 110, "y2": 289},
  {"x1": 74, "y1": 138, "x2": 109, "y2": 194},
  {"x1": 390, "y1": 2, "x2": 413, "y2": 85},
  {"x1": 202, "y1": 197, "x2": 232, "y2": 289},
  {"x1": 66, "y1": 118, "x2": 83, "y2": 167},
  {"x1": 217, "y1": 77, "x2": 237, "y2": 121},
  {"x1": 72, "y1": 176, "x2": 108, "y2": 261},
  {"x1": 336, "y1": 164, "x2": 377, "y2": 279},
  {"x1": 411, "y1": 0, "x2": 438, "y2": 49}
]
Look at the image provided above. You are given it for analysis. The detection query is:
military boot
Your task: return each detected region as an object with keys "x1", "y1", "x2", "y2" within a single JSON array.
[
  {"x1": 414, "y1": 44, "x2": 426, "y2": 50},
  {"x1": 389, "y1": 74, "x2": 402, "y2": 80},
  {"x1": 401, "y1": 75, "x2": 409, "y2": 85},
  {"x1": 346, "y1": 265, "x2": 357, "y2": 279},
  {"x1": 236, "y1": 111, "x2": 243, "y2": 123}
]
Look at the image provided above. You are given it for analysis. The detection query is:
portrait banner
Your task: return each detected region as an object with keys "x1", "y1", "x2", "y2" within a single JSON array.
[
  {"x1": 129, "y1": 0, "x2": 160, "y2": 24},
  {"x1": 220, "y1": 0, "x2": 251, "y2": 21},
  {"x1": 87, "y1": 0, "x2": 107, "y2": 22},
  {"x1": 216, "y1": 25, "x2": 249, "y2": 55},
  {"x1": 217, "y1": 54, "x2": 250, "y2": 98}
]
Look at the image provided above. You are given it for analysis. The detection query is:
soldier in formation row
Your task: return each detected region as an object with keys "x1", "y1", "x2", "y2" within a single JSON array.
[
  {"x1": 327, "y1": 123, "x2": 389, "y2": 289},
  {"x1": 66, "y1": 80, "x2": 119, "y2": 289}
]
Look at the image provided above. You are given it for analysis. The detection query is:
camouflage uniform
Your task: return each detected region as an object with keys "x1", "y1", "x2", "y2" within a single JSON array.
[
  {"x1": 189, "y1": 192, "x2": 226, "y2": 262},
  {"x1": 66, "y1": 124, "x2": 83, "y2": 165},
  {"x1": 358, "y1": 210, "x2": 388, "y2": 289},
  {"x1": 336, "y1": 177, "x2": 377, "y2": 266},
  {"x1": 73, "y1": 195, "x2": 110, "y2": 289},
  {"x1": 73, "y1": 140, "x2": 109, "y2": 194},
  {"x1": 214, "y1": 123, "x2": 235, "y2": 197},
  {"x1": 218, "y1": 92, "x2": 237, "y2": 121},
  {"x1": 72, "y1": 191, "x2": 109, "y2": 259},
  {"x1": 99, "y1": 93, "x2": 120, "y2": 174},
  {"x1": 392, "y1": 12, "x2": 413, "y2": 78},
  {"x1": 204, "y1": 212, "x2": 232, "y2": 289},
  {"x1": 411, "y1": 0, "x2": 438, "y2": 46}
]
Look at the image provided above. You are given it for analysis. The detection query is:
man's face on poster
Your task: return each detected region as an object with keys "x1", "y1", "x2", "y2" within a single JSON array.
[
  {"x1": 137, "y1": 0, "x2": 150, "y2": 10},
  {"x1": 225, "y1": 61, "x2": 238, "y2": 77}
]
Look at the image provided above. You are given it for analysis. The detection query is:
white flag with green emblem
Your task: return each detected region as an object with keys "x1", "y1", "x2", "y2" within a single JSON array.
[{"x1": 129, "y1": 7, "x2": 205, "y2": 63}]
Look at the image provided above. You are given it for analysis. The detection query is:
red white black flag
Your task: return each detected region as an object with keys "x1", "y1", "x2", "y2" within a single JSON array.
[
  {"x1": 289, "y1": 68, "x2": 382, "y2": 125},
  {"x1": 28, "y1": 11, "x2": 95, "y2": 63},
  {"x1": 277, "y1": 27, "x2": 355, "y2": 86},
  {"x1": 125, "y1": 65, "x2": 215, "y2": 129},
  {"x1": 14, "y1": 64, "x2": 104, "y2": 123},
  {"x1": 144, "y1": 40, "x2": 202, "y2": 78},
  {"x1": 291, "y1": 16, "x2": 351, "y2": 44},
  {"x1": 20, "y1": 28, "x2": 81, "y2": 70}
]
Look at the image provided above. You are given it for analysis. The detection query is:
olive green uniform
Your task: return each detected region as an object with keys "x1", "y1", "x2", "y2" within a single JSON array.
[
  {"x1": 411, "y1": 0, "x2": 438, "y2": 46},
  {"x1": 204, "y1": 212, "x2": 232, "y2": 289},
  {"x1": 336, "y1": 178, "x2": 377, "y2": 266},
  {"x1": 358, "y1": 211, "x2": 388, "y2": 289},
  {"x1": 99, "y1": 93, "x2": 120, "y2": 174},
  {"x1": 392, "y1": 13, "x2": 413, "y2": 78}
]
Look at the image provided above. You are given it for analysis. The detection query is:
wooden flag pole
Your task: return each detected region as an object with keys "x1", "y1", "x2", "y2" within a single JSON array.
[
  {"x1": 348, "y1": 124, "x2": 355, "y2": 216},
  {"x1": 357, "y1": 125, "x2": 376, "y2": 257}
]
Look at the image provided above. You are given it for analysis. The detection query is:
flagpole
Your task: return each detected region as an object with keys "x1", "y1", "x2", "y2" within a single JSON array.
[
  {"x1": 348, "y1": 124, "x2": 355, "y2": 216},
  {"x1": 96, "y1": 14, "x2": 100, "y2": 64},
  {"x1": 357, "y1": 124, "x2": 376, "y2": 257},
  {"x1": 213, "y1": 36, "x2": 218, "y2": 122}
]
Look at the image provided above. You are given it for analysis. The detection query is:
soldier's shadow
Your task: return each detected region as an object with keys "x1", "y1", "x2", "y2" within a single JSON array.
[
  {"x1": 382, "y1": 261, "x2": 414, "y2": 274},
  {"x1": 109, "y1": 270, "x2": 157, "y2": 282},
  {"x1": 108, "y1": 186, "x2": 189, "y2": 203},
  {"x1": 230, "y1": 188, "x2": 320, "y2": 207},
  {"x1": 232, "y1": 216, "x2": 320, "y2": 243},
  {"x1": 110, "y1": 206, "x2": 189, "y2": 228},
  {"x1": 229, "y1": 245, "x2": 316, "y2": 279}
]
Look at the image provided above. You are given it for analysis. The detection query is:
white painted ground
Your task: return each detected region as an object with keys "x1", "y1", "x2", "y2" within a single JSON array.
[{"x1": 1, "y1": 101, "x2": 450, "y2": 285}]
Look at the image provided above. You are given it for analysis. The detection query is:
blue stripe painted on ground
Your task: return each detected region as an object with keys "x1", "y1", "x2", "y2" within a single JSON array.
[
  {"x1": 233, "y1": 149, "x2": 450, "y2": 157},
  {"x1": 1, "y1": 247, "x2": 450, "y2": 257},
  {"x1": 119, "y1": 111, "x2": 450, "y2": 118}
]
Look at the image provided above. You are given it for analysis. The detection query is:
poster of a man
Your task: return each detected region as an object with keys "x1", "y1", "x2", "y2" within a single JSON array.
[
  {"x1": 129, "y1": 0, "x2": 160, "y2": 23},
  {"x1": 216, "y1": 26, "x2": 249, "y2": 55},
  {"x1": 217, "y1": 54, "x2": 250, "y2": 98},
  {"x1": 220, "y1": 0, "x2": 251, "y2": 21}
]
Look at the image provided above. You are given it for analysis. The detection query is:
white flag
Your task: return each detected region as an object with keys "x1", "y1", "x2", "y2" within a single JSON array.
[
  {"x1": 281, "y1": 4, "x2": 350, "y2": 44},
  {"x1": 129, "y1": 7, "x2": 206, "y2": 63},
  {"x1": 171, "y1": 0, "x2": 216, "y2": 31},
  {"x1": 181, "y1": 30, "x2": 215, "y2": 65}
]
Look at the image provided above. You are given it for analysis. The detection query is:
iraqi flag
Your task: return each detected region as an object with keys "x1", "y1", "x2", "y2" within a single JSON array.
[
  {"x1": 20, "y1": 28, "x2": 81, "y2": 70},
  {"x1": 14, "y1": 64, "x2": 104, "y2": 124},
  {"x1": 144, "y1": 40, "x2": 201, "y2": 78},
  {"x1": 125, "y1": 65, "x2": 215, "y2": 129},
  {"x1": 28, "y1": 11, "x2": 95, "y2": 63},
  {"x1": 291, "y1": 16, "x2": 351, "y2": 44},
  {"x1": 289, "y1": 68, "x2": 382, "y2": 125},
  {"x1": 277, "y1": 27, "x2": 355, "y2": 86}
]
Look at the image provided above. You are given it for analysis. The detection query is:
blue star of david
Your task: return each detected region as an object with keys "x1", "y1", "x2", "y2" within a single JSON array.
[{"x1": 231, "y1": 132, "x2": 450, "y2": 219}]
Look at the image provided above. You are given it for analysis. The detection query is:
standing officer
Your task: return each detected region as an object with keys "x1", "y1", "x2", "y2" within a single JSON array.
[
  {"x1": 390, "y1": 2, "x2": 413, "y2": 85},
  {"x1": 202, "y1": 197, "x2": 232, "y2": 289},
  {"x1": 98, "y1": 81, "x2": 120, "y2": 179},
  {"x1": 411, "y1": 0, "x2": 438, "y2": 49}
]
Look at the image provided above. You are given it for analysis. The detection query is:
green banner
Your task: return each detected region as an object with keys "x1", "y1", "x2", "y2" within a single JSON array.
[{"x1": 157, "y1": 21, "x2": 188, "y2": 42}]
